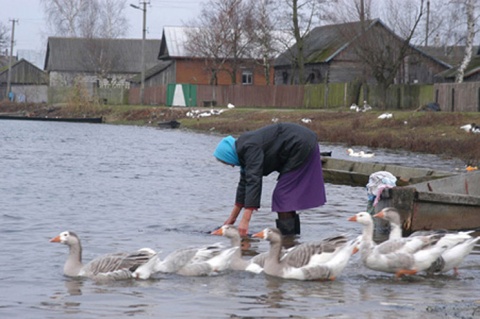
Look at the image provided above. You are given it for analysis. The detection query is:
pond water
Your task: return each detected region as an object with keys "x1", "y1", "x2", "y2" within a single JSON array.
[{"x1": 0, "y1": 120, "x2": 478, "y2": 319}]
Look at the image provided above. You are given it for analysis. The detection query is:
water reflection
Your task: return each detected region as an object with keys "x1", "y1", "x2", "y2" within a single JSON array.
[{"x1": 64, "y1": 279, "x2": 83, "y2": 296}]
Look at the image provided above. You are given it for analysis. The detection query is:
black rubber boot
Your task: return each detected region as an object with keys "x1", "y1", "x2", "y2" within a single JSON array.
[{"x1": 275, "y1": 213, "x2": 301, "y2": 235}]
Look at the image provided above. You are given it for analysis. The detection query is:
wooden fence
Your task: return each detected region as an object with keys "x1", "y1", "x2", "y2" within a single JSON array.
[
  {"x1": 434, "y1": 82, "x2": 480, "y2": 112},
  {"x1": 129, "y1": 82, "x2": 436, "y2": 110},
  {"x1": 48, "y1": 81, "x2": 480, "y2": 112}
]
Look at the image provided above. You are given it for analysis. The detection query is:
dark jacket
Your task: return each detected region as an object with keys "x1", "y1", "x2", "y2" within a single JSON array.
[{"x1": 235, "y1": 123, "x2": 318, "y2": 208}]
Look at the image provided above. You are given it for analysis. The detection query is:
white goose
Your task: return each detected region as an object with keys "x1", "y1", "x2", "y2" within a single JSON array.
[
  {"x1": 211, "y1": 225, "x2": 264, "y2": 273},
  {"x1": 133, "y1": 243, "x2": 237, "y2": 279},
  {"x1": 50, "y1": 231, "x2": 156, "y2": 281},
  {"x1": 460, "y1": 123, "x2": 480, "y2": 133},
  {"x1": 348, "y1": 212, "x2": 449, "y2": 278},
  {"x1": 374, "y1": 207, "x2": 480, "y2": 275},
  {"x1": 252, "y1": 228, "x2": 357, "y2": 281},
  {"x1": 347, "y1": 148, "x2": 375, "y2": 158}
]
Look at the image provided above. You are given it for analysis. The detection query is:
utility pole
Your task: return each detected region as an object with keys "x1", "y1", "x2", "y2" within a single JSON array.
[
  {"x1": 130, "y1": 1, "x2": 148, "y2": 105},
  {"x1": 425, "y1": 0, "x2": 430, "y2": 46},
  {"x1": 6, "y1": 19, "x2": 18, "y2": 101}
]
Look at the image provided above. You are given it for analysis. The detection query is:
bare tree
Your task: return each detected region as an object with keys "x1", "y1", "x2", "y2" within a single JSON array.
[
  {"x1": 274, "y1": 0, "x2": 328, "y2": 84},
  {"x1": 248, "y1": 0, "x2": 280, "y2": 85},
  {"x1": 41, "y1": 0, "x2": 129, "y2": 38},
  {"x1": 98, "y1": 0, "x2": 129, "y2": 38},
  {"x1": 81, "y1": 40, "x2": 122, "y2": 82},
  {"x1": 455, "y1": 0, "x2": 476, "y2": 83},
  {"x1": 0, "y1": 22, "x2": 9, "y2": 54},
  {"x1": 334, "y1": 1, "x2": 425, "y2": 108},
  {"x1": 185, "y1": 0, "x2": 257, "y2": 85},
  {"x1": 323, "y1": 0, "x2": 375, "y2": 24}
]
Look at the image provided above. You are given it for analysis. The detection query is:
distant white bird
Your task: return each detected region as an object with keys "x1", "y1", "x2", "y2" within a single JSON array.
[
  {"x1": 350, "y1": 103, "x2": 359, "y2": 111},
  {"x1": 347, "y1": 148, "x2": 361, "y2": 157},
  {"x1": 460, "y1": 123, "x2": 480, "y2": 133},
  {"x1": 378, "y1": 113, "x2": 393, "y2": 119},
  {"x1": 362, "y1": 101, "x2": 372, "y2": 112},
  {"x1": 301, "y1": 118, "x2": 312, "y2": 124},
  {"x1": 210, "y1": 109, "x2": 225, "y2": 116},
  {"x1": 271, "y1": 117, "x2": 279, "y2": 123},
  {"x1": 460, "y1": 123, "x2": 474, "y2": 132},
  {"x1": 359, "y1": 151, "x2": 375, "y2": 158},
  {"x1": 227, "y1": 103, "x2": 235, "y2": 109},
  {"x1": 347, "y1": 148, "x2": 375, "y2": 158}
]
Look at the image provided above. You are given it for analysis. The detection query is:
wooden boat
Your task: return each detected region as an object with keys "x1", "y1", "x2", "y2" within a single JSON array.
[
  {"x1": 321, "y1": 157, "x2": 454, "y2": 187},
  {"x1": 374, "y1": 171, "x2": 480, "y2": 234},
  {"x1": 157, "y1": 120, "x2": 180, "y2": 129},
  {"x1": 0, "y1": 115, "x2": 103, "y2": 123}
]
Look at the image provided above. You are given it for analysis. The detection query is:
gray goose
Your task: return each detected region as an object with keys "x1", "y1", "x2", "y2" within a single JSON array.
[
  {"x1": 211, "y1": 225, "x2": 265, "y2": 273},
  {"x1": 252, "y1": 228, "x2": 356, "y2": 281},
  {"x1": 374, "y1": 207, "x2": 480, "y2": 275},
  {"x1": 132, "y1": 243, "x2": 238, "y2": 279},
  {"x1": 348, "y1": 212, "x2": 450, "y2": 278},
  {"x1": 50, "y1": 230, "x2": 155, "y2": 281}
]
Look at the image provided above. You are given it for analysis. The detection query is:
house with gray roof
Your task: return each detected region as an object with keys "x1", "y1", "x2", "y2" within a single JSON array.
[
  {"x1": 0, "y1": 58, "x2": 48, "y2": 102},
  {"x1": 138, "y1": 26, "x2": 276, "y2": 86},
  {"x1": 44, "y1": 37, "x2": 161, "y2": 89},
  {"x1": 419, "y1": 46, "x2": 480, "y2": 82},
  {"x1": 274, "y1": 19, "x2": 450, "y2": 85}
]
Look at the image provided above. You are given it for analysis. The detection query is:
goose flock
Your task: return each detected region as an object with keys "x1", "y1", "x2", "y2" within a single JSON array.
[{"x1": 51, "y1": 208, "x2": 478, "y2": 282}]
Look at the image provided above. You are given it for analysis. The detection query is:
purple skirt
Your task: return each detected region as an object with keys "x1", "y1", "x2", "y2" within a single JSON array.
[{"x1": 272, "y1": 144, "x2": 326, "y2": 212}]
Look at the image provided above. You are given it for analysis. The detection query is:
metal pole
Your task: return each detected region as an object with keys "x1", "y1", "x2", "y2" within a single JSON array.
[
  {"x1": 140, "y1": 1, "x2": 146, "y2": 105},
  {"x1": 425, "y1": 0, "x2": 430, "y2": 46},
  {"x1": 6, "y1": 19, "x2": 17, "y2": 101}
]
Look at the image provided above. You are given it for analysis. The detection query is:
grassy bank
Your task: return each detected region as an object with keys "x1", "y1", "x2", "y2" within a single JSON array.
[{"x1": 1, "y1": 102, "x2": 479, "y2": 165}]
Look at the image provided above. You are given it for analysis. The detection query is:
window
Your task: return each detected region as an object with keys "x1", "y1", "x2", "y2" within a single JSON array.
[
  {"x1": 242, "y1": 70, "x2": 253, "y2": 85},
  {"x1": 282, "y1": 71, "x2": 289, "y2": 84}
]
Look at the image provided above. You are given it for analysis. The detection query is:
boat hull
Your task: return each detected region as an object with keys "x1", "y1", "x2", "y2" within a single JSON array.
[
  {"x1": 157, "y1": 120, "x2": 180, "y2": 129},
  {"x1": 375, "y1": 171, "x2": 480, "y2": 234},
  {"x1": 321, "y1": 157, "x2": 453, "y2": 187},
  {"x1": 0, "y1": 115, "x2": 103, "y2": 123}
]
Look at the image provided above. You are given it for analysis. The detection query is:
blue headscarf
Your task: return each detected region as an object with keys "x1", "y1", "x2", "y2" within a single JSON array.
[{"x1": 213, "y1": 136, "x2": 240, "y2": 166}]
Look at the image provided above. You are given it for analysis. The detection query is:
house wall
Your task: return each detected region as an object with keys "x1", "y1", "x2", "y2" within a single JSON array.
[
  {"x1": 11, "y1": 85, "x2": 48, "y2": 103},
  {"x1": 173, "y1": 59, "x2": 273, "y2": 86},
  {"x1": 0, "y1": 61, "x2": 47, "y2": 84},
  {"x1": 49, "y1": 71, "x2": 133, "y2": 88},
  {"x1": 146, "y1": 63, "x2": 176, "y2": 86},
  {"x1": 328, "y1": 60, "x2": 365, "y2": 83},
  {"x1": 440, "y1": 72, "x2": 480, "y2": 83},
  {"x1": 275, "y1": 23, "x2": 448, "y2": 86},
  {"x1": 400, "y1": 53, "x2": 447, "y2": 84}
]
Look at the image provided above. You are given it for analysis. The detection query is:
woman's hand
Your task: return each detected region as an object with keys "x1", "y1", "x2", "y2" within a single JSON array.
[
  {"x1": 223, "y1": 205, "x2": 242, "y2": 225},
  {"x1": 238, "y1": 208, "x2": 253, "y2": 237},
  {"x1": 223, "y1": 215, "x2": 237, "y2": 225}
]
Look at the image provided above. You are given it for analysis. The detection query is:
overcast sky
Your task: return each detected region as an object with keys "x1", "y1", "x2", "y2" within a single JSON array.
[{"x1": 0, "y1": 0, "x2": 206, "y2": 57}]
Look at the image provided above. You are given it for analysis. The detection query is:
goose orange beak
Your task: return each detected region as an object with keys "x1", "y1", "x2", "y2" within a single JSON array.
[
  {"x1": 373, "y1": 212, "x2": 385, "y2": 219},
  {"x1": 50, "y1": 235, "x2": 61, "y2": 243},
  {"x1": 252, "y1": 231, "x2": 264, "y2": 239},
  {"x1": 211, "y1": 227, "x2": 224, "y2": 235},
  {"x1": 348, "y1": 216, "x2": 357, "y2": 222}
]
